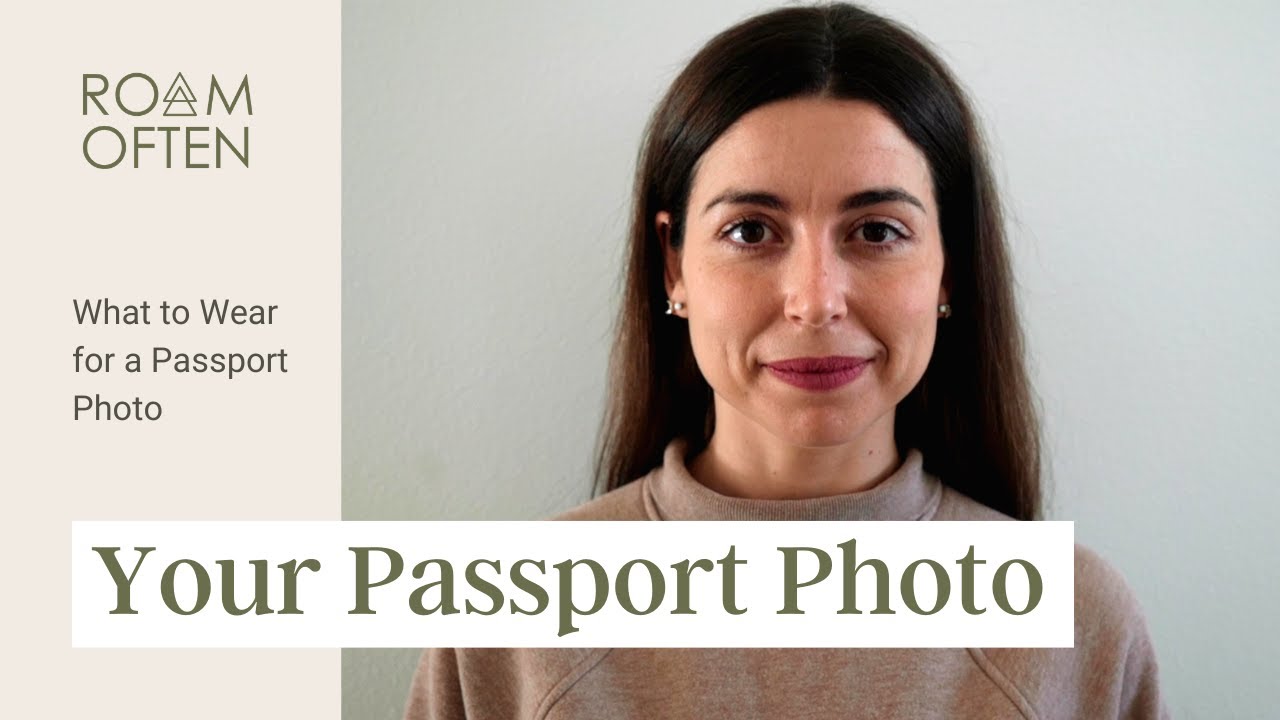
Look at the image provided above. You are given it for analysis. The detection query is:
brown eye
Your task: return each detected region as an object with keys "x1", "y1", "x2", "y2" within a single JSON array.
[
  {"x1": 857, "y1": 221, "x2": 905, "y2": 244},
  {"x1": 726, "y1": 220, "x2": 773, "y2": 246}
]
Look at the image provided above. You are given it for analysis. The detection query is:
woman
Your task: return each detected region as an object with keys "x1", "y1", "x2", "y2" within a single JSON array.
[{"x1": 405, "y1": 3, "x2": 1168, "y2": 718}]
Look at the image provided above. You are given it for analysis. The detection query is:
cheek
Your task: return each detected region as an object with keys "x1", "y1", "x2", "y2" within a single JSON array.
[
  {"x1": 864, "y1": 264, "x2": 942, "y2": 367},
  {"x1": 684, "y1": 259, "x2": 772, "y2": 374}
]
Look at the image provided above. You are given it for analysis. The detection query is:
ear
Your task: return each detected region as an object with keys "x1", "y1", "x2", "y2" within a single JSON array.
[{"x1": 657, "y1": 210, "x2": 685, "y2": 302}]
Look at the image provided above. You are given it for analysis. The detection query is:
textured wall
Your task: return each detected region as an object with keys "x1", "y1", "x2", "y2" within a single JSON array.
[{"x1": 343, "y1": 2, "x2": 1280, "y2": 717}]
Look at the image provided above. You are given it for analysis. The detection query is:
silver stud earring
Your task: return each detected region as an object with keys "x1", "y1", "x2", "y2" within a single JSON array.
[
  {"x1": 665, "y1": 299, "x2": 685, "y2": 315},
  {"x1": 938, "y1": 303, "x2": 952, "y2": 319}
]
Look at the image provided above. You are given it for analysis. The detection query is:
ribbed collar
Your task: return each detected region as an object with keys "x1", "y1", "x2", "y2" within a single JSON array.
[{"x1": 643, "y1": 437, "x2": 943, "y2": 521}]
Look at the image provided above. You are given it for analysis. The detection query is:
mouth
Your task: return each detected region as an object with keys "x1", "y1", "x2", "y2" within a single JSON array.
[{"x1": 763, "y1": 356, "x2": 871, "y2": 392}]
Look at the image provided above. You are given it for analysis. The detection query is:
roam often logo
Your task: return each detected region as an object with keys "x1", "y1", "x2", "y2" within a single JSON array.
[{"x1": 82, "y1": 72, "x2": 252, "y2": 169}]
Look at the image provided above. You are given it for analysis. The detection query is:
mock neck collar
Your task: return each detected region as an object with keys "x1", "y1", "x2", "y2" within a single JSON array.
[{"x1": 643, "y1": 437, "x2": 942, "y2": 521}]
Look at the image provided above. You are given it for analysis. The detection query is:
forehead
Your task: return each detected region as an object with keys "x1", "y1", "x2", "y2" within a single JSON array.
[{"x1": 689, "y1": 97, "x2": 934, "y2": 209}]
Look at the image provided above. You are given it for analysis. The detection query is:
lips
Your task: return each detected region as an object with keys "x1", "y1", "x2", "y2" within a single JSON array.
[
  {"x1": 765, "y1": 356, "x2": 870, "y2": 373},
  {"x1": 764, "y1": 356, "x2": 870, "y2": 391}
]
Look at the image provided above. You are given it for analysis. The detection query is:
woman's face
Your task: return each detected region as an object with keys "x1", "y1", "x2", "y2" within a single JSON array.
[{"x1": 660, "y1": 97, "x2": 947, "y2": 449}]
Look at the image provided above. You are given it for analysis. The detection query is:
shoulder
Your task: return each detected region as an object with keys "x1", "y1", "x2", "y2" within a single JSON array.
[
  {"x1": 552, "y1": 479, "x2": 651, "y2": 520},
  {"x1": 1073, "y1": 543, "x2": 1142, "y2": 613},
  {"x1": 404, "y1": 647, "x2": 611, "y2": 719},
  {"x1": 976, "y1": 543, "x2": 1168, "y2": 718},
  {"x1": 932, "y1": 488, "x2": 1149, "y2": 630},
  {"x1": 932, "y1": 487, "x2": 1150, "y2": 635}
]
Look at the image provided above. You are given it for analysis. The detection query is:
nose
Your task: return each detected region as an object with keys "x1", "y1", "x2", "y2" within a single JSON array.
[{"x1": 783, "y1": 234, "x2": 849, "y2": 328}]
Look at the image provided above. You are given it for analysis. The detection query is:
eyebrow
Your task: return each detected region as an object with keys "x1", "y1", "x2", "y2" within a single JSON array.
[{"x1": 701, "y1": 187, "x2": 926, "y2": 215}]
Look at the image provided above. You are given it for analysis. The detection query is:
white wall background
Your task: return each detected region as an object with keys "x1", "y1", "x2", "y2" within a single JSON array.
[{"x1": 343, "y1": 1, "x2": 1280, "y2": 717}]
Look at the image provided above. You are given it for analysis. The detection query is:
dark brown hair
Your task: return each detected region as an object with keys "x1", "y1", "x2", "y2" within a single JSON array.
[{"x1": 593, "y1": 3, "x2": 1042, "y2": 520}]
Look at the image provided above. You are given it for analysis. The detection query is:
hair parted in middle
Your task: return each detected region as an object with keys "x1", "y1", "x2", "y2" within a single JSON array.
[{"x1": 594, "y1": 2, "x2": 1042, "y2": 521}]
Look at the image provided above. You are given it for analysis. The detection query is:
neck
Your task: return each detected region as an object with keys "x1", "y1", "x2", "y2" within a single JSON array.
[{"x1": 689, "y1": 404, "x2": 900, "y2": 501}]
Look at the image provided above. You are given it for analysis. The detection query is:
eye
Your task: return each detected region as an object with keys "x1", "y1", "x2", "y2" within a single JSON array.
[
  {"x1": 721, "y1": 219, "x2": 776, "y2": 247},
  {"x1": 853, "y1": 220, "x2": 909, "y2": 246}
]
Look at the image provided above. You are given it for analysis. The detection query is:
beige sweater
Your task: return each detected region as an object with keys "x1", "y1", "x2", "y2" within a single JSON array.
[{"x1": 403, "y1": 438, "x2": 1170, "y2": 719}]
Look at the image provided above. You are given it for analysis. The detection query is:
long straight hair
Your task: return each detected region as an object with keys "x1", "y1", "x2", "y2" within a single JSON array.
[{"x1": 593, "y1": 3, "x2": 1042, "y2": 520}]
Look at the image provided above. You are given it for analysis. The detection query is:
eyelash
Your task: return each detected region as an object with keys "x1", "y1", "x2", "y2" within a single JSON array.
[{"x1": 716, "y1": 216, "x2": 912, "y2": 253}]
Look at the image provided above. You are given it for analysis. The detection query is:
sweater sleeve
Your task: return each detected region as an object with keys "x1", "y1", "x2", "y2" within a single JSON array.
[
  {"x1": 1115, "y1": 597, "x2": 1170, "y2": 719},
  {"x1": 402, "y1": 648, "x2": 467, "y2": 720},
  {"x1": 403, "y1": 646, "x2": 611, "y2": 720},
  {"x1": 1084, "y1": 544, "x2": 1170, "y2": 720},
  {"x1": 978, "y1": 544, "x2": 1172, "y2": 719}
]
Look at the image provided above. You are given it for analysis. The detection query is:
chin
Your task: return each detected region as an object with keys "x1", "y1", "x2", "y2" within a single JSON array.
[{"x1": 770, "y1": 409, "x2": 874, "y2": 449}]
